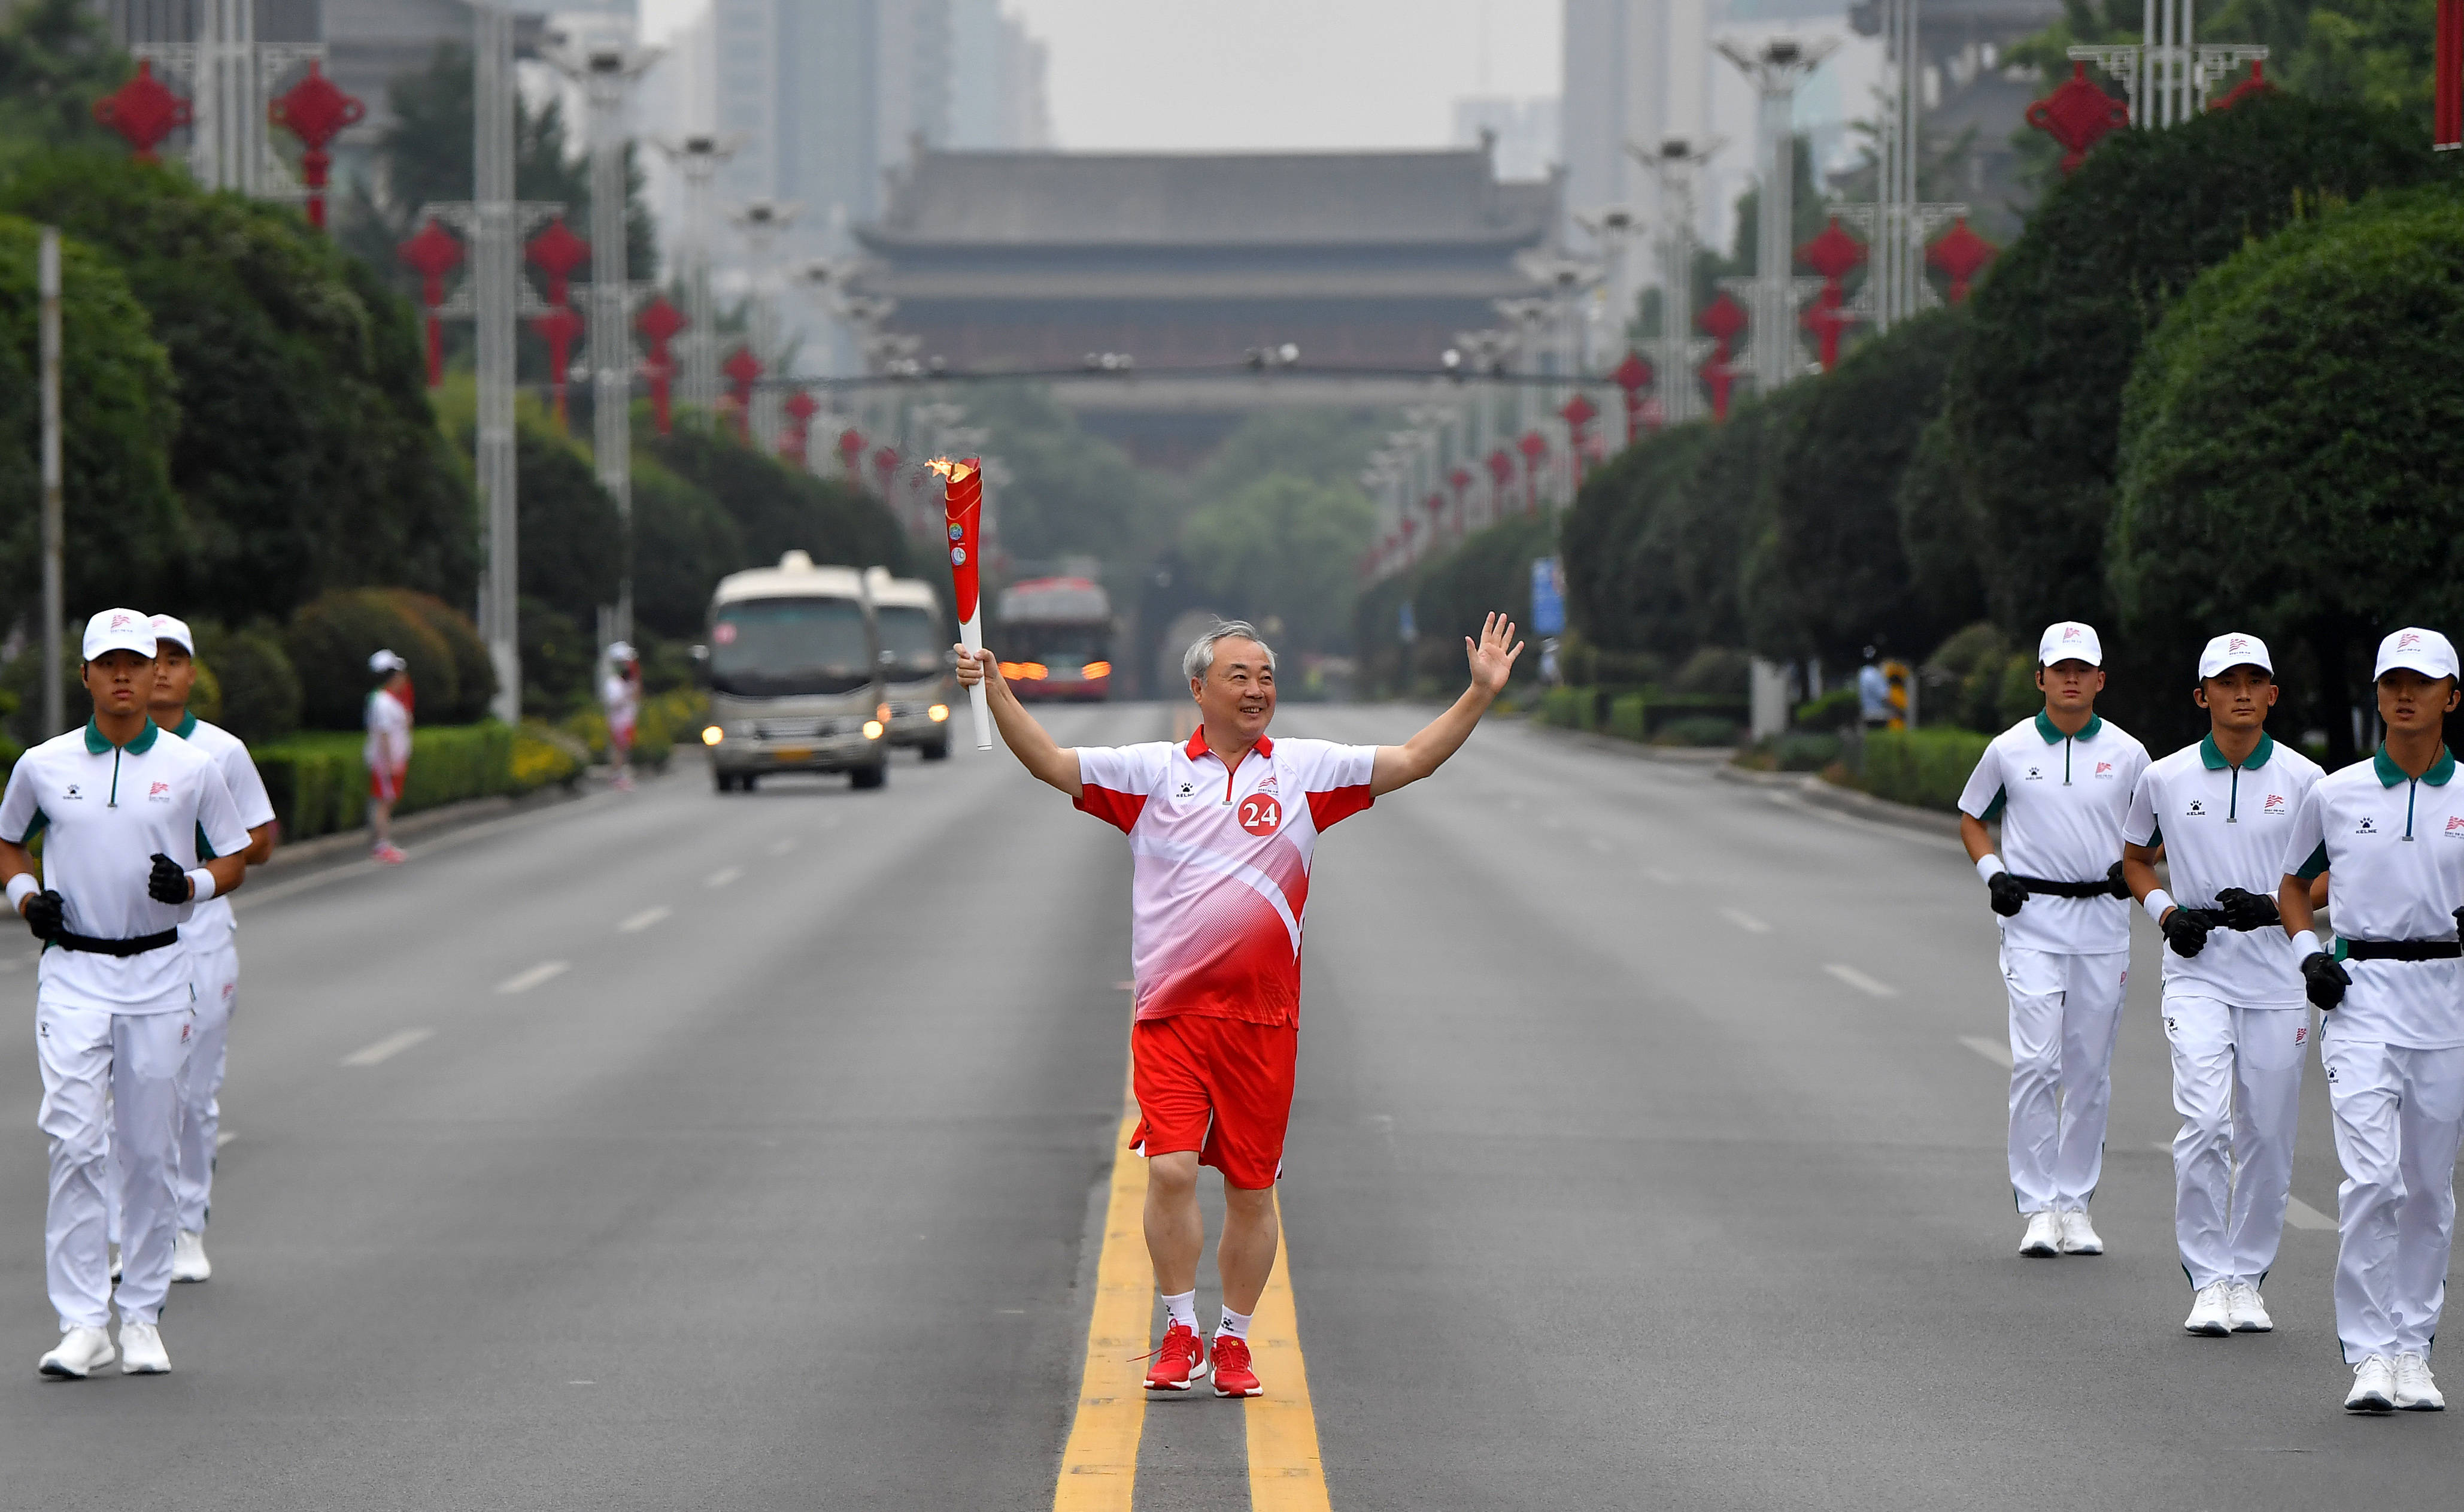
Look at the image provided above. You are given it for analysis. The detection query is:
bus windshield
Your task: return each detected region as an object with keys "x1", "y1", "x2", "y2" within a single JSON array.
[
  {"x1": 875, "y1": 604, "x2": 946, "y2": 681},
  {"x1": 709, "y1": 596, "x2": 872, "y2": 696}
]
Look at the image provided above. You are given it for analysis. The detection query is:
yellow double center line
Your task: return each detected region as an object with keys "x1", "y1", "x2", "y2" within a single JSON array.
[{"x1": 1054, "y1": 1109, "x2": 1331, "y2": 1510}]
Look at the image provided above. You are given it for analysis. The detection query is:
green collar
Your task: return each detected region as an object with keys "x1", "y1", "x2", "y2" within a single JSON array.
[
  {"x1": 2035, "y1": 710, "x2": 2104, "y2": 744},
  {"x1": 2199, "y1": 731, "x2": 2275, "y2": 771},
  {"x1": 2374, "y1": 744, "x2": 2457, "y2": 787},
  {"x1": 172, "y1": 711, "x2": 198, "y2": 740},
  {"x1": 82, "y1": 717, "x2": 160, "y2": 755}
]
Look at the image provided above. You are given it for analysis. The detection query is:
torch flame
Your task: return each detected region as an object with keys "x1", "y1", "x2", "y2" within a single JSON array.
[{"x1": 926, "y1": 456, "x2": 975, "y2": 484}]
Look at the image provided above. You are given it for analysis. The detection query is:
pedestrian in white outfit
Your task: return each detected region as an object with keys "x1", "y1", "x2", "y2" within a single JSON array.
[
  {"x1": 0, "y1": 611, "x2": 252, "y2": 1379},
  {"x1": 2277, "y1": 627, "x2": 2464, "y2": 1414},
  {"x1": 2119, "y1": 634, "x2": 2324, "y2": 1337},
  {"x1": 1959, "y1": 622, "x2": 2150, "y2": 1258},
  {"x1": 146, "y1": 617, "x2": 278, "y2": 1283}
]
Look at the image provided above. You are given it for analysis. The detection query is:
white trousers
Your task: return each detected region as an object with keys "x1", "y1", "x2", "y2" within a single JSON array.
[
  {"x1": 2002, "y1": 946, "x2": 2130, "y2": 1213},
  {"x1": 2163, "y1": 995, "x2": 2308, "y2": 1290},
  {"x1": 2322, "y1": 1034, "x2": 2464, "y2": 1363},
  {"x1": 174, "y1": 941, "x2": 238, "y2": 1234},
  {"x1": 38, "y1": 993, "x2": 192, "y2": 1330}
]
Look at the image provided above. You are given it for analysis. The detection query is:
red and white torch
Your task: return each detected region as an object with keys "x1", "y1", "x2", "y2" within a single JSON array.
[{"x1": 931, "y1": 456, "x2": 993, "y2": 750}]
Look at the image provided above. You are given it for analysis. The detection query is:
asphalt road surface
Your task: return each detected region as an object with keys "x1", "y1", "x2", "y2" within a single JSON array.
[{"x1": 0, "y1": 703, "x2": 2452, "y2": 1509}]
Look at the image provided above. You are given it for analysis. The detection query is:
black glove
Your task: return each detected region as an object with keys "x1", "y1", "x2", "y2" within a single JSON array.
[
  {"x1": 2217, "y1": 887, "x2": 2280, "y2": 932},
  {"x1": 2161, "y1": 907, "x2": 2211, "y2": 958},
  {"x1": 21, "y1": 889, "x2": 63, "y2": 942},
  {"x1": 2105, "y1": 861, "x2": 2131, "y2": 899},
  {"x1": 147, "y1": 853, "x2": 190, "y2": 905},
  {"x1": 1987, "y1": 872, "x2": 2028, "y2": 917},
  {"x1": 2303, "y1": 952, "x2": 2351, "y2": 1011}
]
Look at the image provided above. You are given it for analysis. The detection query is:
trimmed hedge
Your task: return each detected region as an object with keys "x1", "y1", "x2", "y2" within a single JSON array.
[
  {"x1": 254, "y1": 720, "x2": 582, "y2": 840},
  {"x1": 1856, "y1": 728, "x2": 1992, "y2": 811},
  {"x1": 562, "y1": 687, "x2": 703, "y2": 772}
]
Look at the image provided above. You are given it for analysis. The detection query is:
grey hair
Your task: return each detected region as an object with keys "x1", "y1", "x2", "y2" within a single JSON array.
[{"x1": 1183, "y1": 620, "x2": 1277, "y2": 683}]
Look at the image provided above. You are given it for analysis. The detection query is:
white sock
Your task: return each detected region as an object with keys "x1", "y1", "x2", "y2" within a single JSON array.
[
  {"x1": 1161, "y1": 1290, "x2": 1197, "y2": 1333},
  {"x1": 1216, "y1": 1305, "x2": 1253, "y2": 1341}
]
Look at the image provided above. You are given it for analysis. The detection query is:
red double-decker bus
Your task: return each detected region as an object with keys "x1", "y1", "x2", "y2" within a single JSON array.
[{"x1": 996, "y1": 577, "x2": 1114, "y2": 701}]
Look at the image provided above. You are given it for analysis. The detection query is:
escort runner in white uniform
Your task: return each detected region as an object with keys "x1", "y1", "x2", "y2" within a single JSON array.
[
  {"x1": 1959, "y1": 622, "x2": 2150, "y2": 1258},
  {"x1": 150, "y1": 616, "x2": 278, "y2": 1283},
  {"x1": 2278, "y1": 628, "x2": 2464, "y2": 1414},
  {"x1": 0, "y1": 611, "x2": 251, "y2": 1378},
  {"x1": 2120, "y1": 634, "x2": 2323, "y2": 1336}
]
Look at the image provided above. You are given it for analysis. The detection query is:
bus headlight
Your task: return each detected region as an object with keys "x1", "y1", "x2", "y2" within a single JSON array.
[
  {"x1": 701, "y1": 725, "x2": 725, "y2": 746},
  {"x1": 862, "y1": 720, "x2": 884, "y2": 740},
  {"x1": 928, "y1": 704, "x2": 949, "y2": 722},
  {"x1": 1083, "y1": 660, "x2": 1112, "y2": 680}
]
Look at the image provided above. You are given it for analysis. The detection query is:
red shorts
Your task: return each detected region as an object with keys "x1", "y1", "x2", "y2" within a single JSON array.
[
  {"x1": 369, "y1": 765, "x2": 405, "y2": 801},
  {"x1": 1129, "y1": 1016, "x2": 1297, "y2": 1189}
]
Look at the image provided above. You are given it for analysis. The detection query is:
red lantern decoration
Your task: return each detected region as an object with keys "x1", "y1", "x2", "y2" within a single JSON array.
[
  {"x1": 1612, "y1": 350, "x2": 1655, "y2": 438},
  {"x1": 1517, "y1": 430, "x2": 1549, "y2": 514},
  {"x1": 529, "y1": 304, "x2": 583, "y2": 429},
  {"x1": 1486, "y1": 446, "x2": 1516, "y2": 522},
  {"x1": 1795, "y1": 217, "x2": 1868, "y2": 285},
  {"x1": 1792, "y1": 218, "x2": 1868, "y2": 372},
  {"x1": 92, "y1": 61, "x2": 191, "y2": 163},
  {"x1": 1926, "y1": 217, "x2": 1999, "y2": 304},
  {"x1": 266, "y1": 62, "x2": 365, "y2": 231},
  {"x1": 721, "y1": 345, "x2": 763, "y2": 442},
  {"x1": 396, "y1": 218, "x2": 464, "y2": 389},
  {"x1": 871, "y1": 445, "x2": 901, "y2": 496},
  {"x1": 782, "y1": 390, "x2": 820, "y2": 463},
  {"x1": 1695, "y1": 292, "x2": 1749, "y2": 422},
  {"x1": 1800, "y1": 285, "x2": 1855, "y2": 372},
  {"x1": 2215, "y1": 59, "x2": 2275, "y2": 113},
  {"x1": 525, "y1": 217, "x2": 590, "y2": 306},
  {"x1": 837, "y1": 427, "x2": 866, "y2": 474},
  {"x1": 1561, "y1": 392, "x2": 1598, "y2": 487},
  {"x1": 634, "y1": 296, "x2": 687, "y2": 436},
  {"x1": 2026, "y1": 62, "x2": 2129, "y2": 176}
]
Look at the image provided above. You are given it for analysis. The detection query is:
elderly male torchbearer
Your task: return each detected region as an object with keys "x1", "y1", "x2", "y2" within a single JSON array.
[{"x1": 954, "y1": 614, "x2": 1521, "y2": 1399}]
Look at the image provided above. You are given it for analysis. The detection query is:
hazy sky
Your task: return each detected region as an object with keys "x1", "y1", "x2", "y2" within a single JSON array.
[{"x1": 639, "y1": 1, "x2": 1564, "y2": 152}]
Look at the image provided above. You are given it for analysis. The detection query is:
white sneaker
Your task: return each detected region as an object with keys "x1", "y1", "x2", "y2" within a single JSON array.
[
  {"x1": 171, "y1": 1231, "x2": 211, "y2": 1284},
  {"x1": 118, "y1": 1321, "x2": 168, "y2": 1375},
  {"x1": 2228, "y1": 1280, "x2": 2274, "y2": 1333},
  {"x1": 2347, "y1": 1354, "x2": 2398, "y2": 1413},
  {"x1": 2394, "y1": 1353, "x2": 2445, "y2": 1411},
  {"x1": 38, "y1": 1326, "x2": 115, "y2": 1379},
  {"x1": 2020, "y1": 1210, "x2": 2062, "y2": 1257},
  {"x1": 2058, "y1": 1208, "x2": 2104, "y2": 1256},
  {"x1": 2184, "y1": 1282, "x2": 2233, "y2": 1337}
]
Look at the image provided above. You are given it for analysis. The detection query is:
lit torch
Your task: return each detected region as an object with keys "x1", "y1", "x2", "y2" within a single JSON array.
[{"x1": 930, "y1": 456, "x2": 993, "y2": 750}]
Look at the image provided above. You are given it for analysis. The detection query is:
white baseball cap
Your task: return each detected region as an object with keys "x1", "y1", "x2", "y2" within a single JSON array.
[
  {"x1": 148, "y1": 614, "x2": 196, "y2": 656},
  {"x1": 2196, "y1": 631, "x2": 2272, "y2": 680},
  {"x1": 369, "y1": 649, "x2": 409, "y2": 674},
  {"x1": 606, "y1": 641, "x2": 636, "y2": 662},
  {"x1": 82, "y1": 608, "x2": 157, "y2": 661},
  {"x1": 2374, "y1": 626, "x2": 2459, "y2": 681},
  {"x1": 2038, "y1": 620, "x2": 2103, "y2": 668}
]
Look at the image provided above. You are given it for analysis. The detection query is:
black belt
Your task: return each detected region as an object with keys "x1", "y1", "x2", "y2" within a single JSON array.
[
  {"x1": 2342, "y1": 939, "x2": 2463, "y2": 962},
  {"x1": 50, "y1": 929, "x2": 179, "y2": 958},
  {"x1": 2011, "y1": 874, "x2": 2126, "y2": 900}
]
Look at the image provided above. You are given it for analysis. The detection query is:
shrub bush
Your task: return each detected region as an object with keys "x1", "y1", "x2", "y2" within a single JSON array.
[
  {"x1": 1655, "y1": 714, "x2": 1741, "y2": 748},
  {"x1": 1858, "y1": 727, "x2": 1993, "y2": 811},
  {"x1": 287, "y1": 587, "x2": 454, "y2": 731},
  {"x1": 194, "y1": 621, "x2": 302, "y2": 744},
  {"x1": 1537, "y1": 686, "x2": 1590, "y2": 729},
  {"x1": 1607, "y1": 692, "x2": 1647, "y2": 742},
  {"x1": 1794, "y1": 687, "x2": 1860, "y2": 731},
  {"x1": 381, "y1": 589, "x2": 493, "y2": 722},
  {"x1": 257, "y1": 722, "x2": 536, "y2": 839}
]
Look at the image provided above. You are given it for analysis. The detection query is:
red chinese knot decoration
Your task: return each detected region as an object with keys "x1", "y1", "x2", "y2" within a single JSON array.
[
  {"x1": 1612, "y1": 350, "x2": 1655, "y2": 437},
  {"x1": 782, "y1": 390, "x2": 820, "y2": 464},
  {"x1": 524, "y1": 217, "x2": 590, "y2": 305},
  {"x1": 396, "y1": 218, "x2": 464, "y2": 389},
  {"x1": 266, "y1": 62, "x2": 365, "y2": 230},
  {"x1": 721, "y1": 346, "x2": 763, "y2": 442},
  {"x1": 2215, "y1": 59, "x2": 2274, "y2": 113},
  {"x1": 530, "y1": 305, "x2": 584, "y2": 429},
  {"x1": 1696, "y1": 292, "x2": 1749, "y2": 422},
  {"x1": 93, "y1": 62, "x2": 191, "y2": 163},
  {"x1": 2026, "y1": 62, "x2": 2129, "y2": 176},
  {"x1": 635, "y1": 297, "x2": 687, "y2": 436},
  {"x1": 1926, "y1": 217, "x2": 1999, "y2": 304}
]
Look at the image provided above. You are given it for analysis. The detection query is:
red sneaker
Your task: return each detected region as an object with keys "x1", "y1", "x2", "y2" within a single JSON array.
[
  {"x1": 1143, "y1": 1322, "x2": 1208, "y2": 1392},
  {"x1": 1210, "y1": 1334, "x2": 1262, "y2": 1398}
]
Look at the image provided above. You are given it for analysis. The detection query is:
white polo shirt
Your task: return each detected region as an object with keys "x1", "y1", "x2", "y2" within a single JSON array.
[
  {"x1": 2281, "y1": 747, "x2": 2464, "y2": 1049},
  {"x1": 1959, "y1": 711, "x2": 2150, "y2": 955},
  {"x1": 2123, "y1": 731, "x2": 2322, "y2": 1007},
  {"x1": 0, "y1": 719, "x2": 251, "y2": 1013},
  {"x1": 167, "y1": 713, "x2": 275, "y2": 952},
  {"x1": 1075, "y1": 729, "x2": 1377, "y2": 1028}
]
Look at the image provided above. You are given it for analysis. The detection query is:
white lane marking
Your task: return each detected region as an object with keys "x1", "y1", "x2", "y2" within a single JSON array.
[
  {"x1": 496, "y1": 960, "x2": 570, "y2": 995},
  {"x1": 341, "y1": 1028, "x2": 434, "y2": 1067},
  {"x1": 619, "y1": 905, "x2": 672, "y2": 933},
  {"x1": 1960, "y1": 1035, "x2": 2014, "y2": 1069},
  {"x1": 2286, "y1": 1197, "x2": 2338, "y2": 1232},
  {"x1": 1644, "y1": 867, "x2": 1680, "y2": 885},
  {"x1": 1825, "y1": 963, "x2": 1898, "y2": 998},
  {"x1": 215, "y1": 1131, "x2": 236, "y2": 1149},
  {"x1": 767, "y1": 838, "x2": 797, "y2": 856},
  {"x1": 1720, "y1": 907, "x2": 1773, "y2": 935},
  {"x1": 705, "y1": 866, "x2": 742, "y2": 889}
]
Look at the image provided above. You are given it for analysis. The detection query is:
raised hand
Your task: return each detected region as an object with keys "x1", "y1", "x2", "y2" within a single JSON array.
[{"x1": 1464, "y1": 613, "x2": 1525, "y2": 697}]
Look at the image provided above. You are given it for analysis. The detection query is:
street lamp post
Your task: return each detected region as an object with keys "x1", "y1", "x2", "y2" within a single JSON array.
[
  {"x1": 652, "y1": 132, "x2": 746, "y2": 420},
  {"x1": 730, "y1": 198, "x2": 800, "y2": 454},
  {"x1": 1635, "y1": 136, "x2": 1722, "y2": 426},
  {"x1": 1717, "y1": 35, "x2": 1837, "y2": 396}
]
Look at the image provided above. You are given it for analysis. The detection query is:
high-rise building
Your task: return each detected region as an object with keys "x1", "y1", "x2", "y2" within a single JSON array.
[
  {"x1": 1560, "y1": 0, "x2": 1710, "y2": 256},
  {"x1": 948, "y1": 0, "x2": 1049, "y2": 150}
]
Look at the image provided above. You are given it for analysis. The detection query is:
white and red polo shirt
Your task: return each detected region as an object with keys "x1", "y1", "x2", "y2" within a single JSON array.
[{"x1": 1076, "y1": 729, "x2": 1377, "y2": 1028}]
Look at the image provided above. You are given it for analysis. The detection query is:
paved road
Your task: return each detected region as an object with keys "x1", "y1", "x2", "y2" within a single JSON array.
[{"x1": 0, "y1": 704, "x2": 2451, "y2": 1508}]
